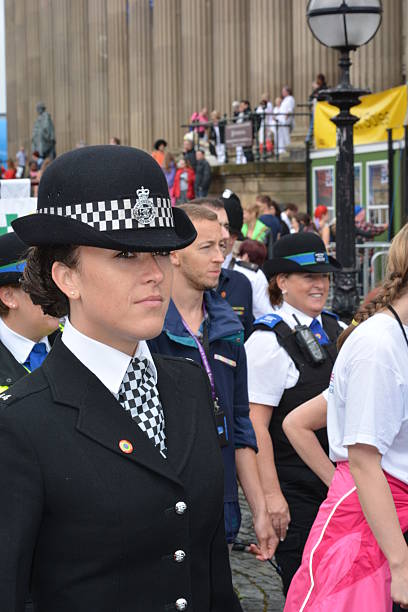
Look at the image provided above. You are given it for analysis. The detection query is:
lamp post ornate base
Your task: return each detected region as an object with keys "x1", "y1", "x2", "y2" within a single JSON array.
[{"x1": 332, "y1": 268, "x2": 360, "y2": 321}]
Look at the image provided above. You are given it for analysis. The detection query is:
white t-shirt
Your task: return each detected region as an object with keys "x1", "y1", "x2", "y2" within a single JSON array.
[
  {"x1": 245, "y1": 301, "x2": 344, "y2": 407},
  {"x1": 328, "y1": 312, "x2": 408, "y2": 484},
  {"x1": 223, "y1": 255, "x2": 272, "y2": 320}
]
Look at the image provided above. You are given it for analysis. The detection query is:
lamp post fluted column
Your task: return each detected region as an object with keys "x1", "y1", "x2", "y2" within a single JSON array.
[{"x1": 325, "y1": 51, "x2": 369, "y2": 319}]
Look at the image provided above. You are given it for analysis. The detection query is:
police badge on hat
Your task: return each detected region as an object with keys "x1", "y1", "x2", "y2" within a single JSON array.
[
  {"x1": 12, "y1": 145, "x2": 197, "y2": 252},
  {"x1": 132, "y1": 187, "x2": 156, "y2": 225}
]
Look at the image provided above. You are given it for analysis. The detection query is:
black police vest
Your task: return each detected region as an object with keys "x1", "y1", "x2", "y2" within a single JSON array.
[{"x1": 254, "y1": 313, "x2": 342, "y2": 476}]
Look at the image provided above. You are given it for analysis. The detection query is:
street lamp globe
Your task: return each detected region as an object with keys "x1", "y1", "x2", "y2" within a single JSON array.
[{"x1": 307, "y1": 0, "x2": 382, "y2": 50}]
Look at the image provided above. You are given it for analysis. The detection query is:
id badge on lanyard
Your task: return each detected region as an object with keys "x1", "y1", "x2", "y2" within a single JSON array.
[{"x1": 182, "y1": 312, "x2": 229, "y2": 448}]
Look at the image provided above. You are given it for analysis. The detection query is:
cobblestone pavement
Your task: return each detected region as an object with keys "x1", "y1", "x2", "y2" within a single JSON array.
[{"x1": 230, "y1": 489, "x2": 285, "y2": 612}]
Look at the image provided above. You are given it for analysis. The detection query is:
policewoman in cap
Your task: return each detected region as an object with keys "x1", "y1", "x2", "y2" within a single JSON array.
[
  {"x1": 245, "y1": 232, "x2": 345, "y2": 594},
  {"x1": 0, "y1": 232, "x2": 60, "y2": 390},
  {"x1": 3, "y1": 145, "x2": 236, "y2": 611}
]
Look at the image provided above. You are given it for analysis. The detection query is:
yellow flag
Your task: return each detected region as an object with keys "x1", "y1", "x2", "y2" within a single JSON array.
[{"x1": 314, "y1": 85, "x2": 408, "y2": 149}]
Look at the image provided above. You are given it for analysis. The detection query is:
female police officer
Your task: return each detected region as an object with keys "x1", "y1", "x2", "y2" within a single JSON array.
[
  {"x1": 245, "y1": 232, "x2": 345, "y2": 594},
  {"x1": 1, "y1": 145, "x2": 236, "y2": 611}
]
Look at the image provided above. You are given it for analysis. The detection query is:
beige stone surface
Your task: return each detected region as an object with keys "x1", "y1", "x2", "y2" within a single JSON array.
[{"x1": 4, "y1": 0, "x2": 406, "y2": 155}]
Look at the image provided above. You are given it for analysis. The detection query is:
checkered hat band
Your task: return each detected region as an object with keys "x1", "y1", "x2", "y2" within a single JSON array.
[{"x1": 37, "y1": 196, "x2": 174, "y2": 231}]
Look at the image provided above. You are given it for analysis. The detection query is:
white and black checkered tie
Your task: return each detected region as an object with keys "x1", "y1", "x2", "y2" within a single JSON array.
[{"x1": 118, "y1": 358, "x2": 167, "y2": 458}]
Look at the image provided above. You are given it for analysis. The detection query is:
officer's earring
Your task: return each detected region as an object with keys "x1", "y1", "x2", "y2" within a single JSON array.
[{"x1": 281, "y1": 289, "x2": 287, "y2": 295}]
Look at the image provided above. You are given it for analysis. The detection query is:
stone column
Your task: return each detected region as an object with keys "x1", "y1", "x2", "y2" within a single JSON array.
[
  {"x1": 107, "y1": 0, "x2": 129, "y2": 145},
  {"x1": 212, "y1": 0, "x2": 248, "y2": 116},
  {"x1": 4, "y1": 0, "x2": 18, "y2": 155},
  {"x1": 128, "y1": 0, "x2": 153, "y2": 150},
  {"x1": 292, "y1": 1, "x2": 338, "y2": 129},
  {"x1": 88, "y1": 0, "x2": 109, "y2": 145},
  {"x1": 180, "y1": 0, "x2": 213, "y2": 124},
  {"x1": 26, "y1": 0, "x2": 42, "y2": 148},
  {"x1": 39, "y1": 0, "x2": 56, "y2": 130},
  {"x1": 69, "y1": 0, "x2": 89, "y2": 148},
  {"x1": 152, "y1": 0, "x2": 182, "y2": 149},
  {"x1": 52, "y1": 0, "x2": 71, "y2": 153},
  {"x1": 249, "y1": 0, "x2": 293, "y2": 109},
  {"x1": 351, "y1": 0, "x2": 403, "y2": 92},
  {"x1": 403, "y1": 0, "x2": 408, "y2": 82},
  {"x1": 14, "y1": 1, "x2": 30, "y2": 154}
]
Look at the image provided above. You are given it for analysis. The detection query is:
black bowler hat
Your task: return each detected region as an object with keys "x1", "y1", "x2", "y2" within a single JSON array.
[
  {"x1": 0, "y1": 232, "x2": 27, "y2": 287},
  {"x1": 221, "y1": 189, "x2": 243, "y2": 238},
  {"x1": 263, "y1": 232, "x2": 341, "y2": 279},
  {"x1": 12, "y1": 145, "x2": 196, "y2": 252}
]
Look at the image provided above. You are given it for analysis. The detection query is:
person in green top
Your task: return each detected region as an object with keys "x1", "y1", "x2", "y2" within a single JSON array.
[{"x1": 242, "y1": 201, "x2": 270, "y2": 243}]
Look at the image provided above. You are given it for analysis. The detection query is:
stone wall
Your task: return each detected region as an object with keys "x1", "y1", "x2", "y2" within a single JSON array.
[
  {"x1": 5, "y1": 0, "x2": 405, "y2": 157},
  {"x1": 209, "y1": 161, "x2": 307, "y2": 209}
]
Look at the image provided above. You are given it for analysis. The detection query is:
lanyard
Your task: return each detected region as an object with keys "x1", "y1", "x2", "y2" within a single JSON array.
[{"x1": 181, "y1": 309, "x2": 216, "y2": 401}]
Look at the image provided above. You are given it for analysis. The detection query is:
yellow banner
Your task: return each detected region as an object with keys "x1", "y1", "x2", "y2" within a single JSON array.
[{"x1": 314, "y1": 85, "x2": 408, "y2": 149}]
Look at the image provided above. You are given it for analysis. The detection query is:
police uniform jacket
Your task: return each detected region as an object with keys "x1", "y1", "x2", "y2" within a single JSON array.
[
  {"x1": 0, "y1": 337, "x2": 235, "y2": 612},
  {"x1": 149, "y1": 291, "x2": 257, "y2": 505},
  {"x1": 217, "y1": 269, "x2": 253, "y2": 340}
]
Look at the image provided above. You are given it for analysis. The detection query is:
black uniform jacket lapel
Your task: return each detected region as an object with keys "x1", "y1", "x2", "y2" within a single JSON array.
[
  {"x1": 42, "y1": 338, "x2": 196, "y2": 486},
  {"x1": 0, "y1": 340, "x2": 28, "y2": 387}
]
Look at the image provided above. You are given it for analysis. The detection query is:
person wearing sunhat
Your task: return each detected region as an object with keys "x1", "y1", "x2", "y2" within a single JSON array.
[
  {"x1": 2, "y1": 145, "x2": 236, "y2": 611},
  {"x1": 245, "y1": 232, "x2": 346, "y2": 595},
  {"x1": 0, "y1": 231, "x2": 60, "y2": 390}
]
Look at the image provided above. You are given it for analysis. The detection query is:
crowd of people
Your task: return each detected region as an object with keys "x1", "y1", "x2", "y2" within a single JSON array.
[
  {"x1": 0, "y1": 143, "x2": 406, "y2": 612},
  {"x1": 187, "y1": 86, "x2": 297, "y2": 164}
]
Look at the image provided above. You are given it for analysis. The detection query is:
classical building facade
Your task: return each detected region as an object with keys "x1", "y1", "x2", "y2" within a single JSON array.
[{"x1": 5, "y1": 0, "x2": 408, "y2": 157}]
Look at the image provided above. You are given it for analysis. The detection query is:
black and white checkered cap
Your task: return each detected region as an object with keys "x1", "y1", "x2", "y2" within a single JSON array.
[{"x1": 37, "y1": 190, "x2": 174, "y2": 231}]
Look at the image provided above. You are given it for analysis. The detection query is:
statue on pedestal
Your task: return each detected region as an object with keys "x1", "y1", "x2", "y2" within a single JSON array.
[{"x1": 31, "y1": 102, "x2": 56, "y2": 160}]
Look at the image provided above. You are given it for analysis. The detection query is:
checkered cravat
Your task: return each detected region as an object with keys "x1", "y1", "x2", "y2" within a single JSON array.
[{"x1": 118, "y1": 358, "x2": 167, "y2": 458}]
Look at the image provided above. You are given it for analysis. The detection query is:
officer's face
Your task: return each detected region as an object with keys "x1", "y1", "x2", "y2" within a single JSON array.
[
  {"x1": 0, "y1": 286, "x2": 60, "y2": 342},
  {"x1": 54, "y1": 246, "x2": 173, "y2": 356},
  {"x1": 277, "y1": 272, "x2": 330, "y2": 318},
  {"x1": 171, "y1": 220, "x2": 225, "y2": 291}
]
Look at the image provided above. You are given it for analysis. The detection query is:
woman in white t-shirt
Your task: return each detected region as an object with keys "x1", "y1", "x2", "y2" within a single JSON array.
[{"x1": 285, "y1": 224, "x2": 408, "y2": 611}]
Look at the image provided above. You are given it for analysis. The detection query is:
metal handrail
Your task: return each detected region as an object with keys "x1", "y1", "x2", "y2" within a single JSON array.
[{"x1": 180, "y1": 107, "x2": 312, "y2": 162}]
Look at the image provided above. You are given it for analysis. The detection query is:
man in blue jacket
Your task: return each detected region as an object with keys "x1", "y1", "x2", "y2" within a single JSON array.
[{"x1": 149, "y1": 204, "x2": 276, "y2": 562}]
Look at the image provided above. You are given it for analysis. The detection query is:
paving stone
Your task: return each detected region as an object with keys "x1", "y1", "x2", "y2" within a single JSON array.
[{"x1": 230, "y1": 489, "x2": 285, "y2": 612}]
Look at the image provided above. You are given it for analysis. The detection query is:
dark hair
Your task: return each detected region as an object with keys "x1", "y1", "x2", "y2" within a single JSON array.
[
  {"x1": 238, "y1": 239, "x2": 267, "y2": 267},
  {"x1": 256, "y1": 194, "x2": 280, "y2": 214},
  {"x1": 268, "y1": 275, "x2": 284, "y2": 307},
  {"x1": 190, "y1": 197, "x2": 225, "y2": 210},
  {"x1": 22, "y1": 245, "x2": 80, "y2": 318},
  {"x1": 285, "y1": 203, "x2": 298, "y2": 213}
]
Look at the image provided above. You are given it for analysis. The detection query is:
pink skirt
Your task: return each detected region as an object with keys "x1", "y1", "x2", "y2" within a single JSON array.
[{"x1": 284, "y1": 462, "x2": 408, "y2": 612}]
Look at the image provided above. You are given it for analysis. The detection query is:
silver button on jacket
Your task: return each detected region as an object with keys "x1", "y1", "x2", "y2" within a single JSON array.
[
  {"x1": 175, "y1": 501, "x2": 187, "y2": 515},
  {"x1": 175, "y1": 598, "x2": 188, "y2": 610},
  {"x1": 173, "y1": 550, "x2": 186, "y2": 563}
]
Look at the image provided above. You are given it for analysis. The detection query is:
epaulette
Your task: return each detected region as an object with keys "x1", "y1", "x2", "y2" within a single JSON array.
[
  {"x1": 235, "y1": 260, "x2": 259, "y2": 273},
  {"x1": 322, "y1": 310, "x2": 339, "y2": 321},
  {"x1": 253, "y1": 313, "x2": 283, "y2": 329},
  {"x1": 0, "y1": 389, "x2": 17, "y2": 406}
]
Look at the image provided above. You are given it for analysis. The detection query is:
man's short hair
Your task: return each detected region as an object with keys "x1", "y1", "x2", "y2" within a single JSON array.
[
  {"x1": 189, "y1": 197, "x2": 225, "y2": 210},
  {"x1": 177, "y1": 204, "x2": 218, "y2": 224},
  {"x1": 285, "y1": 203, "x2": 298, "y2": 212}
]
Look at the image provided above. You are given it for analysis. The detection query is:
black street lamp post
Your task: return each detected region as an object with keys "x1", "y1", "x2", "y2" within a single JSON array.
[{"x1": 307, "y1": 0, "x2": 382, "y2": 320}]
